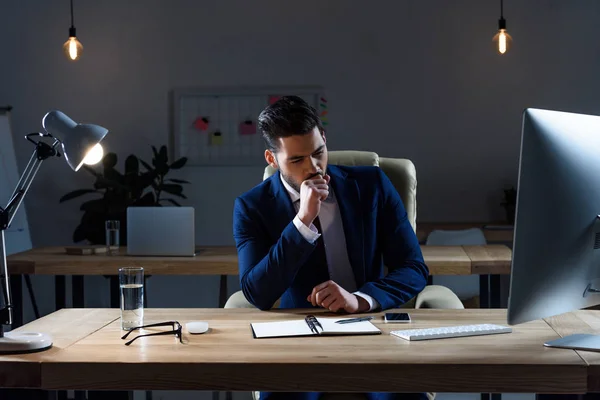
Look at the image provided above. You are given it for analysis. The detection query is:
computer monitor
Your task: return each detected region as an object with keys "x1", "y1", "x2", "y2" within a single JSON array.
[{"x1": 507, "y1": 108, "x2": 600, "y2": 351}]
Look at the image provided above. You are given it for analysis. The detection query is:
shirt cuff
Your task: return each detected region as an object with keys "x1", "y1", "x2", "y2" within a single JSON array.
[
  {"x1": 354, "y1": 291, "x2": 380, "y2": 312},
  {"x1": 293, "y1": 215, "x2": 321, "y2": 244}
]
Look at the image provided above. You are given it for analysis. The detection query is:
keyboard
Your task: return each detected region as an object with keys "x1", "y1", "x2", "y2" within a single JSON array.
[{"x1": 390, "y1": 324, "x2": 512, "y2": 341}]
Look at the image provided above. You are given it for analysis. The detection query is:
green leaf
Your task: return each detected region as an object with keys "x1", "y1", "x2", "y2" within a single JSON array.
[
  {"x1": 137, "y1": 171, "x2": 157, "y2": 190},
  {"x1": 168, "y1": 178, "x2": 190, "y2": 184},
  {"x1": 151, "y1": 145, "x2": 169, "y2": 174},
  {"x1": 102, "y1": 153, "x2": 118, "y2": 169},
  {"x1": 104, "y1": 168, "x2": 125, "y2": 186},
  {"x1": 161, "y1": 198, "x2": 182, "y2": 206},
  {"x1": 159, "y1": 145, "x2": 168, "y2": 164},
  {"x1": 169, "y1": 157, "x2": 187, "y2": 170},
  {"x1": 125, "y1": 155, "x2": 139, "y2": 175},
  {"x1": 59, "y1": 189, "x2": 98, "y2": 203},
  {"x1": 80, "y1": 199, "x2": 107, "y2": 213},
  {"x1": 134, "y1": 192, "x2": 156, "y2": 206},
  {"x1": 159, "y1": 184, "x2": 183, "y2": 195},
  {"x1": 139, "y1": 159, "x2": 153, "y2": 171},
  {"x1": 96, "y1": 177, "x2": 129, "y2": 191}
]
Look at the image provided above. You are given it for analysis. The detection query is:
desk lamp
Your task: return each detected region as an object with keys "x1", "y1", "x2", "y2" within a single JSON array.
[{"x1": 0, "y1": 110, "x2": 108, "y2": 353}]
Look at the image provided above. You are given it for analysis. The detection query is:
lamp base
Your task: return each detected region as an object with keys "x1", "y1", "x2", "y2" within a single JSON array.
[{"x1": 0, "y1": 332, "x2": 53, "y2": 354}]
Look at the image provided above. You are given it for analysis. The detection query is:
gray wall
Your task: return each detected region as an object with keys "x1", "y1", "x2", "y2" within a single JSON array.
[{"x1": 1, "y1": 0, "x2": 599, "y2": 321}]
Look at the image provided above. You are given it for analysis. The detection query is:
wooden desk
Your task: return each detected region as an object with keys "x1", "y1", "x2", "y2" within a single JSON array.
[
  {"x1": 0, "y1": 308, "x2": 590, "y2": 394},
  {"x1": 7, "y1": 245, "x2": 511, "y2": 276},
  {"x1": 6, "y1": 245, "x2": 512, "y2": 327}
]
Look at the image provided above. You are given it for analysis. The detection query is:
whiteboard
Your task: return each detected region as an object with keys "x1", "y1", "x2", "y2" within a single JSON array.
[
  {"x1": 0, "y1": 108, "x2": 32, "y2": 255},
  {"x1": 171, "y1": 86, "x2": 327, "y2": 166}
]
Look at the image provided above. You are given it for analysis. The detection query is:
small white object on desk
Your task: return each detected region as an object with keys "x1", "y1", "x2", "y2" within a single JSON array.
[
  {"x1": 390, "y1": 323, "x2": 512, "y2": 341},
  {"x1": 186, "y1": 321, "x2": 209, "y2": 334}
]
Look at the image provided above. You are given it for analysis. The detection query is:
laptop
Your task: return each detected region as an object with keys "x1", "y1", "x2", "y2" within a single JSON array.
[{"x1": 126, "y1": 207, "x2": 196, "y2": 256}]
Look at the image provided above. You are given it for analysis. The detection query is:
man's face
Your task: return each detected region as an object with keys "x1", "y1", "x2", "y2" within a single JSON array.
[{"x1": 265, "y1": 127, "x2": 328, "y2": 193}]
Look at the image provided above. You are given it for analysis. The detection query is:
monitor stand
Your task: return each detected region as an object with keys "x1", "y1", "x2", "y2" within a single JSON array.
[{"x1": 545, "y1": 334, "x2": 600, "y2": 352}]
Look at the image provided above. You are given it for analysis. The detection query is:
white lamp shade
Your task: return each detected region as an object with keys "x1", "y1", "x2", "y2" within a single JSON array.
[{"x1": 42, "y1": 110, "x2": 108, "y2": 171}]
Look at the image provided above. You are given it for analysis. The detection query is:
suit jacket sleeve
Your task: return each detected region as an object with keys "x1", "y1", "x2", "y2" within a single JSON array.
[
  {"x1": 233, "y1": 196, "x2": 317, "y2": 310},
  {"x1": 356, "y1": 169, "x2": 429, "y2": 310}
]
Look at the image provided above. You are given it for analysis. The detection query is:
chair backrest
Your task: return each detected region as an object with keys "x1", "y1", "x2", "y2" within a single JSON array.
[
  {"x1": 262, "y1": 150, "x2": 418, "y2": 232},
  {"x1": 425, "y1": 228, "x2": 487, "y2": 246}
]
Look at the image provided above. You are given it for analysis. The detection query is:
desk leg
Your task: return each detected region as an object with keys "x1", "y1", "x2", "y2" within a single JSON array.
[
  {"x1": 479, "y1": 275, "x2": 490, "y2": 309},
  {"x1": 490, "y1": 275, "x2": 502, "y2": 308},
  {"x1": 479, "y1": 276, "x2": 502, "y2": 400},
  {"x1": 55, "y1": 276, "x2": 66, "y2": 309},
  {"x1": 24, "y1": 275, "x2": 40, "y2": 319},
  {"x1": 0, "y1": 389, "x2": 46, "y2": 400},
  {"x1": 88, "y1": 391, "x2": 131, "y2": 400},
  {"x1": 481, "y1": 394, "x2": 503, "y2": 400},
  {"x1": 219, "y1": 274, "x2": 228, "y2": 308},
  {"x1": 217, "y1": 276, "x2": 232, "y2": 400},
  {"x1": 70, "y1": 276, "x2": 87, "y2": 400},
  {"x1": 110, "y1": 276, "x2": 119, "y2": 308},
  {"x1": 72, "y1": 276, "x2": 84, "y2": 307},
  {"x1": 53, "y1": 277, "x2": 68, "y2": 400},
  {"x1": 10, "y1": 275, "x2": 23, "y2": 328}
]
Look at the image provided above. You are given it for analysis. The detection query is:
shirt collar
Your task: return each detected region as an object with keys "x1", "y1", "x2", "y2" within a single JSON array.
[{"x1": 280, "y1": 173, "x2": 300, "y2": 203}]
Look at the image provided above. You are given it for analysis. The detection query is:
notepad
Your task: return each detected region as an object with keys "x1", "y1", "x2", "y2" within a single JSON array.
[{"x1": 250, "y1": 315, "x2": 381, "y2": 339}]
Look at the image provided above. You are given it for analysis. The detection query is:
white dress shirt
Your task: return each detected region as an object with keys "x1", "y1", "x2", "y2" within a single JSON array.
[{"x1": 281, "y1": 174, "x2": 380, "y2": 311}]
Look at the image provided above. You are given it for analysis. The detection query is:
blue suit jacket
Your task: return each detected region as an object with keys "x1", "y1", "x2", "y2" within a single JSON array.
[{"x1": 233, "y1": 164, "x2": 429, "y2": 311}]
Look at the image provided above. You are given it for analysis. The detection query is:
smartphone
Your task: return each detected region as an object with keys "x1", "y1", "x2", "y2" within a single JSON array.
[{"x1": 384, "y1": 312, "x2": 411, "y2": 323}]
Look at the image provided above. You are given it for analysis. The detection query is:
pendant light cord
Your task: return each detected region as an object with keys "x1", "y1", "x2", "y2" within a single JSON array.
[
  {"x1": 500, "y1": 0, "x2": 504, "y2": 19},
  {"x1": 70, "y1": 0, "x2": 75, "y2": 28}
]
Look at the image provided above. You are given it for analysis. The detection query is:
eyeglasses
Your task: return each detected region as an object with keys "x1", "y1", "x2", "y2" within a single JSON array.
[{"x1": 121, "y1": 321, "x2": 183, "y2": 346}]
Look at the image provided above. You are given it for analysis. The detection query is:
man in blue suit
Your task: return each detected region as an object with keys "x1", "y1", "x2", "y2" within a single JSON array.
[{"x1": 233, "y1": 96, "x2": 429, "y2": 400}]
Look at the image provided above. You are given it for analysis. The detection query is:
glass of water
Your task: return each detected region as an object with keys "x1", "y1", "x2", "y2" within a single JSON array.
[
  {"x1": 105, "y1": 220, "x2": 120, "y2": 255},
  {"x1": 119, "y1": 267, "x2": 144, "y2": 330}
]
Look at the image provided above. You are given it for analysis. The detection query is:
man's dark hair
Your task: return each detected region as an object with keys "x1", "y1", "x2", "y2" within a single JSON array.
[{"x1": 258, "y1": 95, "x2": 324, "y2": 151}]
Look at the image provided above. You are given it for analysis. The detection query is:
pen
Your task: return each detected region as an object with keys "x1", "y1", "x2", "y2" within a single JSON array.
[{"x1": 335, "y1": 316, "x2": 374, "y2": 324}]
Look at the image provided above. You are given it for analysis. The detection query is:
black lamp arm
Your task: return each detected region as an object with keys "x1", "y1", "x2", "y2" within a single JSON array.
[{"x1": 0, "y1": 135, "x2": 61, "y2": 329}]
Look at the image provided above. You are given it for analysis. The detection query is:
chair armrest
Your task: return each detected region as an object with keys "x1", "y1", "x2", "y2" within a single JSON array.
[
  {"x1": 224, "y1": 290, "x2": 282, "y2": 309},
  {"x1": 414, "y1": 285, "x2": 464, "y2": 309},
  {"x1": 224, "y1": 290, "x2": 255, "y2": 308}
]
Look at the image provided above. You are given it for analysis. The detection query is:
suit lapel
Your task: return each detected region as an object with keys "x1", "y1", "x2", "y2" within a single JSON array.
[
  {"x1": 269, "y1": 171, "x2": 297, "y2": 234},
  {"x1": 328, "y1": 165, "x2": 365, "y2": 286}
]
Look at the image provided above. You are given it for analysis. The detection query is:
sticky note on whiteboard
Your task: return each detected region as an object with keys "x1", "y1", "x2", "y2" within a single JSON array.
[
  {"x1": 193, "y1": 117, "x2": 209, "y2": 131},
  {"x1": 239, "y1": 120, "x2": 256, "y2": 135},
  {"x1": 211, "y1": 131, "x2": 223, "y2": 145}
]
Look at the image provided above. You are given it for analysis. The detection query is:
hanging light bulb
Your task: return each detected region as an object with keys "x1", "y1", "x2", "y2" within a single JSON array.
[
  {"x1": 492, "y1": 0, "x2": 512, "y2": 55},
  {"x1": 63, "y1": 0, "x2": 83, "y2": 61}
]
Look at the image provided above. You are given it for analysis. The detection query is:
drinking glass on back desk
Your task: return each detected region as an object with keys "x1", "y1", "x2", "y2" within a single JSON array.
[
  {"x1": 119, "y1": 267, "x2": 144, "y2": 330},
  {"x1": 105, "y1": 220, "x2": 120, "y2": 255}
]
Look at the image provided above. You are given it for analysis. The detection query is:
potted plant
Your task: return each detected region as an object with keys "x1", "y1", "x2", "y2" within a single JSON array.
[{"x1": 59, "y1": 145, "x2": 190, "y2": 245}]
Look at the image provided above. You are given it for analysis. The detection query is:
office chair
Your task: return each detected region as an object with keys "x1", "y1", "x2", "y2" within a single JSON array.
[{"x1": 226, "y1": 150, "x2": 462, "y2": 311}]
